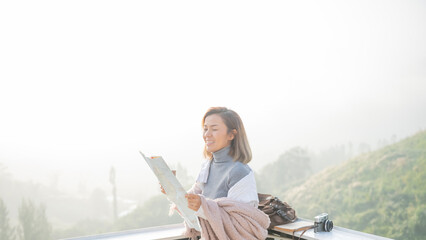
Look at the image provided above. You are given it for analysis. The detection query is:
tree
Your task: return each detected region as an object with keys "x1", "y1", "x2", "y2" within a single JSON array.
[
  {"x1": 17, "y1": 199, "x2": 51, "y2": 240},
  {"x1": 0, "y1": 198, "x2": 14, "y2": 240},
  {"x1": 414, "y1": 205, "x2": 426, "y2": 238},
  {"x1": 110, "y1": 166, "x2": 118, "y2": 222}
]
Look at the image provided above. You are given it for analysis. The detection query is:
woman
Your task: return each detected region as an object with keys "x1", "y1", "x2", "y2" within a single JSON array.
[{"x1": 181, "y1": 107, "x2": 269, "y2": 239}]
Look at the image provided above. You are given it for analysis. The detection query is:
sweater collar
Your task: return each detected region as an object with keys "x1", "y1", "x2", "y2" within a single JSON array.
[{"x1": 212, "y1": 145, "x2": 232, "y2": 163}]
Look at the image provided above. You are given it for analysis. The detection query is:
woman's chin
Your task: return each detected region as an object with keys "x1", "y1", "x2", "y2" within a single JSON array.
[{"x1": 206, "y1": 146, "x2": 216, "y2": 153}]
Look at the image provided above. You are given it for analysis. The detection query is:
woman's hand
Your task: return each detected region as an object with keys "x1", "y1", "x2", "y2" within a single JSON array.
[
  {"x1": 185, "y1": 193, "x2": 201, "y2": 211},
  {"x1": 160, "y1": 184, "x2": 166, "y2": 194}
]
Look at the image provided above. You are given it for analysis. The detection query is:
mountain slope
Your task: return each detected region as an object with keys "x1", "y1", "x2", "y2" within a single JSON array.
[{"x1": 283, "y1": 131, "x2": 426, "y2": 240}]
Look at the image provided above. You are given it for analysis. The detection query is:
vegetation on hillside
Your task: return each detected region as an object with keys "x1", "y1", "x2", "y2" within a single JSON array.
[
  {"x1": 256, "y1": 144, "x2": 355, "y2": 196},
  {"x1": 256, "y1": 147, "x2": 312, "y2": 195},
  {"x1": 284, "y1": 131, "x2": 426, "y2": 239}
]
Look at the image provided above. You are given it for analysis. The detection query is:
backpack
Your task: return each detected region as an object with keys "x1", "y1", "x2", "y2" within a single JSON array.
[{"x1": 258, "y1": 193, "x2": 297, "y2": 229}]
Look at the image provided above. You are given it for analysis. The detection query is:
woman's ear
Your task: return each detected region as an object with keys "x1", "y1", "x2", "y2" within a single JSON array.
[{"x1": 229, "y1": 129, "x2": 237, "y2": 140}]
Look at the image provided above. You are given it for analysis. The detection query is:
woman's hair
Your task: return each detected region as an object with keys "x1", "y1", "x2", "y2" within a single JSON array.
[{"x1": 202, "y1": 107, "x2": 252, "y2": 164}]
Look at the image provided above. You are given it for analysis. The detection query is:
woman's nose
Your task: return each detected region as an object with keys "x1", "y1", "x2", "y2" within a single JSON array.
[{"x1": 204, "y1": 129, "x2": 212, "y2": 137}]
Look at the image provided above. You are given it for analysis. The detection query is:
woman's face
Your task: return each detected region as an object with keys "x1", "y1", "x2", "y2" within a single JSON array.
[{"x1": 203, "y1": 114, "x2": 235, "y2": 153}]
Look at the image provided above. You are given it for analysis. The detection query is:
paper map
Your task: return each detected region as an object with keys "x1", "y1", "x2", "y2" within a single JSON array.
[{"x1": 139, "y1": 151, "x2": 201, "y2": 231}]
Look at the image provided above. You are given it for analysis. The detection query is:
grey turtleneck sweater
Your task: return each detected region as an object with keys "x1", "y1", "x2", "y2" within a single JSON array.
[{"x1": 202, "y1": 146, "x2": 251, "y2": 199}]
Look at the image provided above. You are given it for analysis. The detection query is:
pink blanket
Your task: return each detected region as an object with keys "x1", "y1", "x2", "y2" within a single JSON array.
[{"x1": 185, "y1": 195, "x2": 270, "y2": 240}]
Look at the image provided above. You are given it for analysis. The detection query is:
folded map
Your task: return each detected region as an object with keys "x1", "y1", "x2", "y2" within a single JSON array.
[{"x1": 139, "y1": 151, "x2": 201, "y2": 231}]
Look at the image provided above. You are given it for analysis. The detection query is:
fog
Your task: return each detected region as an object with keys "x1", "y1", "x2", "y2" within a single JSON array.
[{"x1": 1, "y1": 0, "x2": 425, "y2": 232}]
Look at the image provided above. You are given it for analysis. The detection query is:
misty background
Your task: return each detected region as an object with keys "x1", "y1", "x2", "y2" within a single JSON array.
[{"x1": 0, "y1": 0, "x2": 425, "y2": 238}]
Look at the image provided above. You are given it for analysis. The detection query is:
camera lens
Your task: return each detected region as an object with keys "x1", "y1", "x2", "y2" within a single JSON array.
[{"x1": 324, "y1": 220, "x2": 333, "y2": 232}]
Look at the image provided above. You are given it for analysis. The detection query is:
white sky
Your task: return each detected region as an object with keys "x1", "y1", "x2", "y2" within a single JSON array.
[{"x1": 1, "y1": 0, "x2": 425, "y2": 198}]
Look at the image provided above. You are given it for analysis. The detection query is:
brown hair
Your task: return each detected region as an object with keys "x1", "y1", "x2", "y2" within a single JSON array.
[{"x1": 202, "y1": 107, "x2": 252, "y2": 164}]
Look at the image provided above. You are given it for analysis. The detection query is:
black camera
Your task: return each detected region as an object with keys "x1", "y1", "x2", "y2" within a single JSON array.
[{"x1": 314, "y1": 213, "x2": 333, "y2": 233}]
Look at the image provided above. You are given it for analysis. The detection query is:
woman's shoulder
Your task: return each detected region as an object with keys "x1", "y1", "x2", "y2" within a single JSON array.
[
  {"x1": 228, "y1": 162, "x2": 251, "y2": 182},
  {"x1": 231, "y1": 161, "x2": 251, "y2": 173}
]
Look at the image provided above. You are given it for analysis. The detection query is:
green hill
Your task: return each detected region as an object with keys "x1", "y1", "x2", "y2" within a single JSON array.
[{"x1": 283, "y1": 130, "x2": 426, "y2": 240}]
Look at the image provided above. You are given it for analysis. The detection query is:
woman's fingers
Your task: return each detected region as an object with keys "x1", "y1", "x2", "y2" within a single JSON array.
[
  {"x1": 185, "y1": 193, "x2": 197, "y2": 199},
  {"x1": 185, "y1": 194, "x2": 201, "y2": 211}
]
